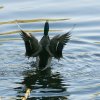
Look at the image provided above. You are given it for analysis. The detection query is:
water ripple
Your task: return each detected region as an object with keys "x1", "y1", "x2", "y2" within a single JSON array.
[{"x1": 0, "y1": 0, "x2": 100, "y2": 100}]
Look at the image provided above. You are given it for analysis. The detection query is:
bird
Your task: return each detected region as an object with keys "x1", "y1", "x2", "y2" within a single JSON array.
[{"x1": 18, "y1": 21, "x2": 70, "y2": 70}]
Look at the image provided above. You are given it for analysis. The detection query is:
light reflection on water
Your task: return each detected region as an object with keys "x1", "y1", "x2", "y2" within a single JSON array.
[{"x1": 0, "y1": 0, "x2": 100, "y2": 100}]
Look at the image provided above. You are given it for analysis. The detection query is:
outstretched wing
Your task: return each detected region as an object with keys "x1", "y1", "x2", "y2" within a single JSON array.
[
  {"x1": 19, "y1": 29, "x2": 41, "y2": 58},
  {"x1": 49, "y1": 32, "x2": 70, "y2": 59}
]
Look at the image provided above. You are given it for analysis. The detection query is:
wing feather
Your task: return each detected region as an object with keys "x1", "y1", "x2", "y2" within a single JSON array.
[
  {"x1": 49, "y1": 32, "x2": 70, "y2": 59},
  {"x1": 19, "y1": 29, "x2": 41, "y2": 58}
]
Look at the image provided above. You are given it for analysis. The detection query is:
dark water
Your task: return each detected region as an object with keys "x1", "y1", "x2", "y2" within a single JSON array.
[{"x1": 0, "y1": 0, "x2": 100, "y2": 100}]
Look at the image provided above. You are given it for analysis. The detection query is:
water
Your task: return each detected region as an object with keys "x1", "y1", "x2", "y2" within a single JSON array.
[{"x1": 0, "y1": 0, "x2": 100, "y2": 100}]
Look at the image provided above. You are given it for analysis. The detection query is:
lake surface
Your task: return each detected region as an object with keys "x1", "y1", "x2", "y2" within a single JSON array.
[{"x1": 0, "y1": 0, "x2": 100, "y2": 100}]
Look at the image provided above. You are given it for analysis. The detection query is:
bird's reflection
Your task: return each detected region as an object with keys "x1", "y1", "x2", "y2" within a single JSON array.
[{"x1": 15, "y1": 64, "x2": 69, "y2": 100}]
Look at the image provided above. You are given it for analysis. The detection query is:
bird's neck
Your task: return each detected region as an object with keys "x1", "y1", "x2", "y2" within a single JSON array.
[{"x1": 44, "y1": 21, "x2": 49, "y2": 36}]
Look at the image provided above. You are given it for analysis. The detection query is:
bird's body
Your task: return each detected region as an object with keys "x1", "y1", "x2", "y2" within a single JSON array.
[{"x1": 18, "y1": 21, "x2": 70, "y2": 70}]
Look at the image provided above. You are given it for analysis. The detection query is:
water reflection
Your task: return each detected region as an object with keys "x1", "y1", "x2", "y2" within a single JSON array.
[{"x1": 15, "y1": 65, "x2": 69, "y2": 100}]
